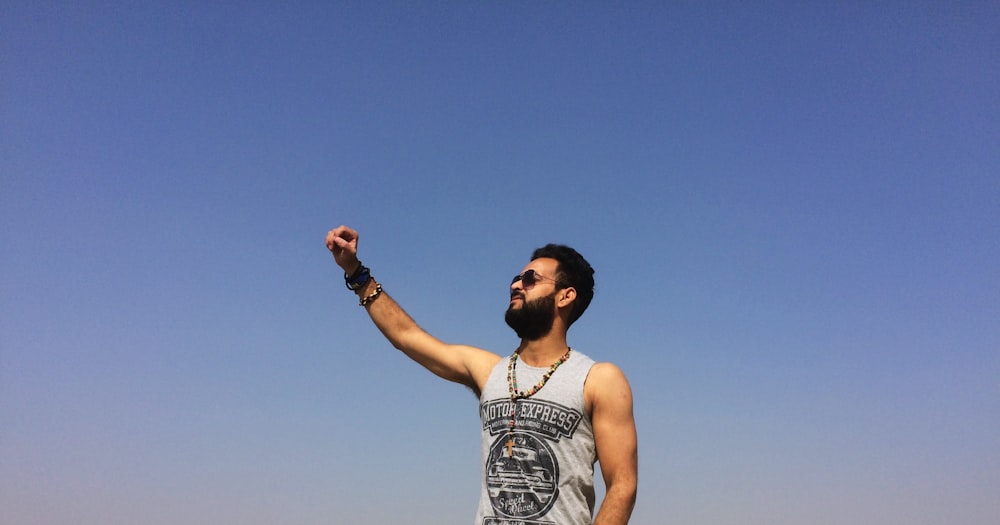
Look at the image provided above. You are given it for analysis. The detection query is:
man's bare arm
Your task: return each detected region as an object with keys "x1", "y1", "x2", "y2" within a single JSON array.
[
  {"x1": 588, "y1": 362, "x2": 638, "y2": 525},
  {"x1": 326, "y1": 226, "x2": 500, "y2": 393}
]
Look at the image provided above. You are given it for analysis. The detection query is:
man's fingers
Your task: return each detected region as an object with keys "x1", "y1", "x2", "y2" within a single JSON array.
[
  {"x1": 331, "y1": 237, "x2": 351, "y2": 250},
  {"x1": 326, "y1": 230, "x2": 344, "y2": 251},
  {"x1": 325, "y1": 226, "x2": 359, "y2": 257},
  {"x1": 332, "y1": 225, "x2": 358, "y2": 242}
]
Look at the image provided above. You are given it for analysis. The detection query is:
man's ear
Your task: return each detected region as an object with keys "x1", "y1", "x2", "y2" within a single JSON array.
[{"x1": 557, "y1": 287, "x2": 577, "y2": 309}]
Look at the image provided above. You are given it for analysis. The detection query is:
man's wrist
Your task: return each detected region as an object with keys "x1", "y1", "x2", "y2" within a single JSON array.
[
  {"x1": 344, "y1": 262, "x2": 371, "y2": 291},
  {"x1": 342, "y1": 260, "x2": 361, "y2": 277}
]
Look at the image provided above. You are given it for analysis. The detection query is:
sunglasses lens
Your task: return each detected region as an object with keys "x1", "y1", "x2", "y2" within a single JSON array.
[{"x1": 512, "y1": 270, "x2": 538, "y2": 288}]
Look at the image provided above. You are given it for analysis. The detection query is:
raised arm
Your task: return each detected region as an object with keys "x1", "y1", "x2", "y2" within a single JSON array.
[
  {"x1": 587, "y1": 362, "x2": 638, "y2": 525},
  {"x1": 325, "y1": 226, "x2": 501, "y2": 394}
]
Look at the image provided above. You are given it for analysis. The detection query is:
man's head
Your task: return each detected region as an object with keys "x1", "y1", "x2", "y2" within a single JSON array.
[{"x1": 504, "y1": 244, "x2": 595, "y2": 340}]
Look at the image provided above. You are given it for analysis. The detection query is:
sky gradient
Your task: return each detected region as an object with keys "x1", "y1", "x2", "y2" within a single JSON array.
[{"x1": 3, "y1": 3, "x2": 999, "y2": 524}]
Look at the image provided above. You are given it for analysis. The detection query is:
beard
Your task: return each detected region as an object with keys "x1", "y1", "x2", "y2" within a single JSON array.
[{"x1": 505, "y1": 292, "x2": 557, "y2": 341}]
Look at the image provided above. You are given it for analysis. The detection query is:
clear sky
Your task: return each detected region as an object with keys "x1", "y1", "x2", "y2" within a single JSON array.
[{"x1": 2, "y1": 3, "x2": 998, "y2": 524}]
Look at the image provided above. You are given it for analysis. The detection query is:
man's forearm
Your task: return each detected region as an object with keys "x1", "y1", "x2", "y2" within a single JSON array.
[
  {"x1": 349, "y1": 277, "x2": 484, "y2": 388},
  {"x1": 328, "y1": 226, "x2": 434, "y2": 358},
  {"x1": 352, "y1": 278, "x2": 421, "y2": 352},
  {"x1": 593, "y1": 482, "x2": 636, "y2": 525}
]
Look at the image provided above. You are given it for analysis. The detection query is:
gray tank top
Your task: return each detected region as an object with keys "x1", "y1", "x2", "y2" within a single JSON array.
[{"x1": 475, "y1": 350, "x2": 597, "y2": 524}]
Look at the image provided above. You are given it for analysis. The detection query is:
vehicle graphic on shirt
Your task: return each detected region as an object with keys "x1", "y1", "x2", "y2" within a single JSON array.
[
  {"x1": 486, "y1": 432, "x2": 559, "y2": 519},
  {"x1": 488, "y1": 446, "x2": 555, "y2": 499}
]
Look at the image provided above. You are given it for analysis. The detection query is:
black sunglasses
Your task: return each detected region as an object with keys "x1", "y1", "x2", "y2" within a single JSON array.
[{"x1": 511, "y1": 269, "x2": 561, "y2": 290}]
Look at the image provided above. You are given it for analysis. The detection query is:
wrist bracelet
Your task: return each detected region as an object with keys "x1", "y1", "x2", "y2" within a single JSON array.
[
  {"x1": 345, "y1": 264, "x2": 371, "y2": 291},
  {"x1": 360, "y1": 282, "x2": 383, "y2": 306}
]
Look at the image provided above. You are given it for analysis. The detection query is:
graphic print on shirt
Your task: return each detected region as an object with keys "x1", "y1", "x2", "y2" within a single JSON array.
[{"x1": 480, "y1": 398, "x2": 584, "y2": 521}]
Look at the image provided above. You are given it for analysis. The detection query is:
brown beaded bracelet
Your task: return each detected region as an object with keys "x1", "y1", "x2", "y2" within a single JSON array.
[{"x1": 359, "y1": 282, "x2": 383, "y2": 306}]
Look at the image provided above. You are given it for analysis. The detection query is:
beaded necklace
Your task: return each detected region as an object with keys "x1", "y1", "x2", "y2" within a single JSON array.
[{"x1": 505, "y1": 347, "x2": 572, "y2": 456}]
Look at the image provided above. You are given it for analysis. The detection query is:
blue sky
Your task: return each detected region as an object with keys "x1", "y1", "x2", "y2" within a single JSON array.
[{"x1": 2, "y1": 2, "x2": 998, "y2": 524}]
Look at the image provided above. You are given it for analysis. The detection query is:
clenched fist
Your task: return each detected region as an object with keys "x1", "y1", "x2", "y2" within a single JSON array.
[{"x1": 325, "y1": 225, "x2": 361, "y2": 275}]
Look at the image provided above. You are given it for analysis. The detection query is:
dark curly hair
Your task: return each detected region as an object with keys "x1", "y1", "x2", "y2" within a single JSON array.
[{"x1": 531, "y1": 244, "x2": 595, "y2": 326}]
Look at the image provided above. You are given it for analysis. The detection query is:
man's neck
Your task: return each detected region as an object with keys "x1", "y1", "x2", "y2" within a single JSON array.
[{"x1": 516, "y1": 333, "x2": 570, "y2": 367}]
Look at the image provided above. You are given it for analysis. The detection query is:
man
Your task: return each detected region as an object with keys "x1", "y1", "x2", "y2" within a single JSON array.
[{"x1": 326, "y1": 225, "x2": 637, "y2": 525}]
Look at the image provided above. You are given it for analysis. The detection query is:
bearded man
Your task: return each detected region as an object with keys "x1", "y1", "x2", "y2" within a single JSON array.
[{"x1": 326, "y1": 225, "x2": 637, "y2": 525}]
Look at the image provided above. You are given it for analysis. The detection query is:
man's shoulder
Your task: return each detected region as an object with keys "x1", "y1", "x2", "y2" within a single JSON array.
[
  {"x1": 582, "y1": 359, "x2": 633, "y2": 417},
  {"x1": 588, "y1": 361, "x2": 629, "y2": 379},
  {"x1": 584, "y1": 360, "x2": 632, "y2": 392}
]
